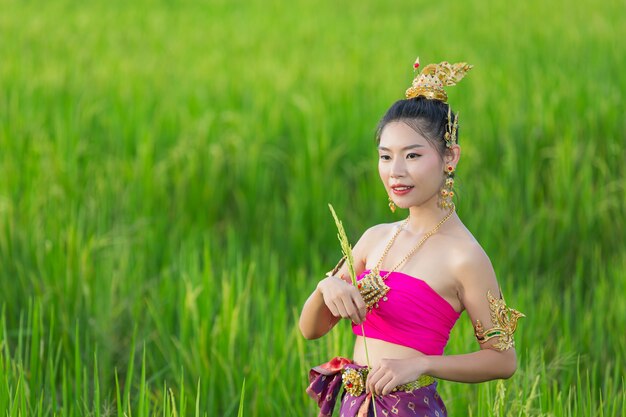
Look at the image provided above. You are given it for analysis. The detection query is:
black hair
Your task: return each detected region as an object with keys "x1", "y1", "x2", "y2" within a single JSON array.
[{"x1": 375, "y1": 97, "x2": 456, "y2": 159}]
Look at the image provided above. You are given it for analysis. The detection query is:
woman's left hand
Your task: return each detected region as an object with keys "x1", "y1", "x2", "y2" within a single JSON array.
[{"x1": 365, "y1": 357, "x2": 427, "y2": 396}]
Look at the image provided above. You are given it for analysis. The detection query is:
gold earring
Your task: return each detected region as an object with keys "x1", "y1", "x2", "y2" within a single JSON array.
[
  {"x1": 388, "y1": 197, "x2": 397, "y2": 213},
  {"x1": 438, "y1": 165, "x2": 455, "y2": 209}
]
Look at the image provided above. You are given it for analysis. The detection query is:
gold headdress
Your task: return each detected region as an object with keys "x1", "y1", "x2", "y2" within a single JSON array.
[
  {"x1": 404, "y1": 57, "x2": 472, "y2": 149},
  {"x1": 405, "y1": 57, "x2": 473, "y2": 103}
]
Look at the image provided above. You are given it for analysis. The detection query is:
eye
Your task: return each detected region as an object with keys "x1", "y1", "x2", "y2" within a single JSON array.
[
  {"x1": 406, "y1": 153, "x2": 421, "y2": 159},
  {"x1": 379, "y1": 154, "x2": 391, "y2": 161}
]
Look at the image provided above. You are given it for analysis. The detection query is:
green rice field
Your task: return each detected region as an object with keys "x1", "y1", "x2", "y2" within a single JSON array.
[{"x1": 0, "y1": 0, "x2": 624, "y2": 415}]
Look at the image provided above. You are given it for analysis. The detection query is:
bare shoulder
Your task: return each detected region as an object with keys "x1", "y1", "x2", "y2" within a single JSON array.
[
  {"x1": 352, "y1": 221, "x2": 403, "y2": 262},
  {"x1": 362, "y1": 221, "x2": 400, "y2": 239},
  {"x1": 357, "y1": 221, "x2": 404, "y2": 247},
  {"x1": 445, "y1": 229, "x2": 499, "y2": 297}
]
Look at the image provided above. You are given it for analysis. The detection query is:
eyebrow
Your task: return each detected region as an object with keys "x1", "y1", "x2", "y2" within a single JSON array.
[{"x1": 377, "y1": 144, "x2": 425, "y2": 151}]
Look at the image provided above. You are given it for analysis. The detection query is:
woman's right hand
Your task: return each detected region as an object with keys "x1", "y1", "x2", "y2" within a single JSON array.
[{"x1": 317, "y1": 276, "x2": 367, "y2": 325}]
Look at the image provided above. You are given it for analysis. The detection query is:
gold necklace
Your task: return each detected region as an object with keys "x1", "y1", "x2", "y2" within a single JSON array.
[{"x1": 358, "y1": 209, "x2": 455, "y2": 310}]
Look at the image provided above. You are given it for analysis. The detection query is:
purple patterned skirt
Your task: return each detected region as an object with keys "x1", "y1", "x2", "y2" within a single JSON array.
[{"x1": 307, "y1": 357, "x2": 447, "y2": 417}]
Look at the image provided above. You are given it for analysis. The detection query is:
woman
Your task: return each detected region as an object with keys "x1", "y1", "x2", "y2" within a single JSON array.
[{"x1": 299, "y1": 59, "x2": 524, "y2": 417}]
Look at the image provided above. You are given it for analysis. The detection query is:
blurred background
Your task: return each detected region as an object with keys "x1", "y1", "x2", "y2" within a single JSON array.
[{"x1": 0, "y1": 0, "x2": 624, "y2": 415}]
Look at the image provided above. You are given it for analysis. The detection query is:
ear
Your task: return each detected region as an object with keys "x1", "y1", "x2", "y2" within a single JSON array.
[{"x1": 444, "y1": 144, "x2": 461, "y2": 167}]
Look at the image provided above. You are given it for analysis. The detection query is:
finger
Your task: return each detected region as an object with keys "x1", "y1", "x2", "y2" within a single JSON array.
[
  {"x1": 324, "y1": 296, "x2": 340, "y2": 317},
  {"x1": 334, "y1": 298, "x2": 350, "y2": 319},
  {"x1": 373, "y1": 373, "x2": 394, "y2": 396},
  {"x1": 381, "y1": 377, "x2": 398, "y2": 396},
  {"x1": 340, "y1": 297, "x2": 362, "y2": 324},
  {"x1": 365, "y1": 366, "x2": 381, "y2": 394},
  {"x1": 344, "y1": 286, "x2": 366, "y2": 323},
  {"x1": 352, "y1": 296, "x2": 367, "y2": 323}
]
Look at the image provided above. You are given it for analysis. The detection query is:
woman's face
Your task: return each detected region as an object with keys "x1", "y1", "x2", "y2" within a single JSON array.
[{"x1": 378, "y1": 121, "x2": 447, "y2": 210}]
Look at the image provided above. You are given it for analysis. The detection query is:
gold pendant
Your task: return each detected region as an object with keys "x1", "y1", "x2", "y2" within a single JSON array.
[{"x1": 357, "y1": 270, "x2": 390, "y2": 310}]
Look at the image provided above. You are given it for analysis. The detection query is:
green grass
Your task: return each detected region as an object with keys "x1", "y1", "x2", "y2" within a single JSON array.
[{"x1": 0, "y1": 0, "x2": 624, "y2": 415}]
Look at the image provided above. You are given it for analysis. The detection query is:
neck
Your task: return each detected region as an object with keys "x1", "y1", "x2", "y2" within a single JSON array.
[{"x1": 405, "y1": 202, "x2": 455, "y2": 234}]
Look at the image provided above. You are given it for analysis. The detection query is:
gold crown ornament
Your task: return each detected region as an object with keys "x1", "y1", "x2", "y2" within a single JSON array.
[
  {"x1": 404, "y1": 57, "x2": 472, "y2": 149},
  {"x1": 405, "y1": 57, "x2": 473, "y2": 103}
]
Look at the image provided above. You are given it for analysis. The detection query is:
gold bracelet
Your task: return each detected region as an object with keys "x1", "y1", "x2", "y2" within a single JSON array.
[{"x1": 474, "y1": 290, "x2": 525, "y2": 351}]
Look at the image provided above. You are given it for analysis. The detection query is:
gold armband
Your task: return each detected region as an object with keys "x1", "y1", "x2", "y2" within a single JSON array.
[
  {"x1": 325, "y1": 256, "x2": 346, "y2": 278},
  {"x1": 474, "y1": 290, "x2": 525, "y2": 351}
]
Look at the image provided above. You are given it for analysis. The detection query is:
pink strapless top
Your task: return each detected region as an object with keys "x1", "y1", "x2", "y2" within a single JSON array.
[{"x1": 352, "y1": 270, "x2": 461, "y2": 355}]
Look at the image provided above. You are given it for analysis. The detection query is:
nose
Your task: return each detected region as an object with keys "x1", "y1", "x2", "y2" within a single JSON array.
[{"x1": 390, "y1": 157, "x2": 406, "y2": 178}]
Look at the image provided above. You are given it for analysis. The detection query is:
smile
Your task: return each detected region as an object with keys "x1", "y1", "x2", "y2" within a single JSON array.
[{"x1": 391, "y1": 185, "x2": 414, "y2": 195}]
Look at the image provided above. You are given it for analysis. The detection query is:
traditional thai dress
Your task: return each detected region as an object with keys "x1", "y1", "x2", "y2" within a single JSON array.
[{"x1": 307, "y1": 270, "x2": 461, "y2": 417}]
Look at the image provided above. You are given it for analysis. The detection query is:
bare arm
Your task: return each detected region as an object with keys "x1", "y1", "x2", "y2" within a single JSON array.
[
  {"x1": 298, "y1": 276, "x2": 350, "y2": 339},
  {"x1": 298, "y1": 262, "x2": 366, "y2": 340},
  {"x1": 422, "y1": 347, "x2": 516, "y2": 382},
  {"x1": 366, "y1": 244, "x2": 521, "y2": 394},
  {"x1": 299, "y1": 227, "x2": 379, "y2": 339},
  {"x1": 365, "y1": 347, "x2": 516, "y2": 395}
]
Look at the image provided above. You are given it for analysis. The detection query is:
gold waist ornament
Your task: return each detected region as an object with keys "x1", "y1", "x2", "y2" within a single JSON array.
[{"x1": 342, "y1": 367, "x2": 435, "y2": 397}]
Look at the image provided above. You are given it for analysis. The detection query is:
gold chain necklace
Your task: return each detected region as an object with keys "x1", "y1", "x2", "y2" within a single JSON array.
[{"x1": 358, "y1": 209, "x2": 455, "y2": 310}]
